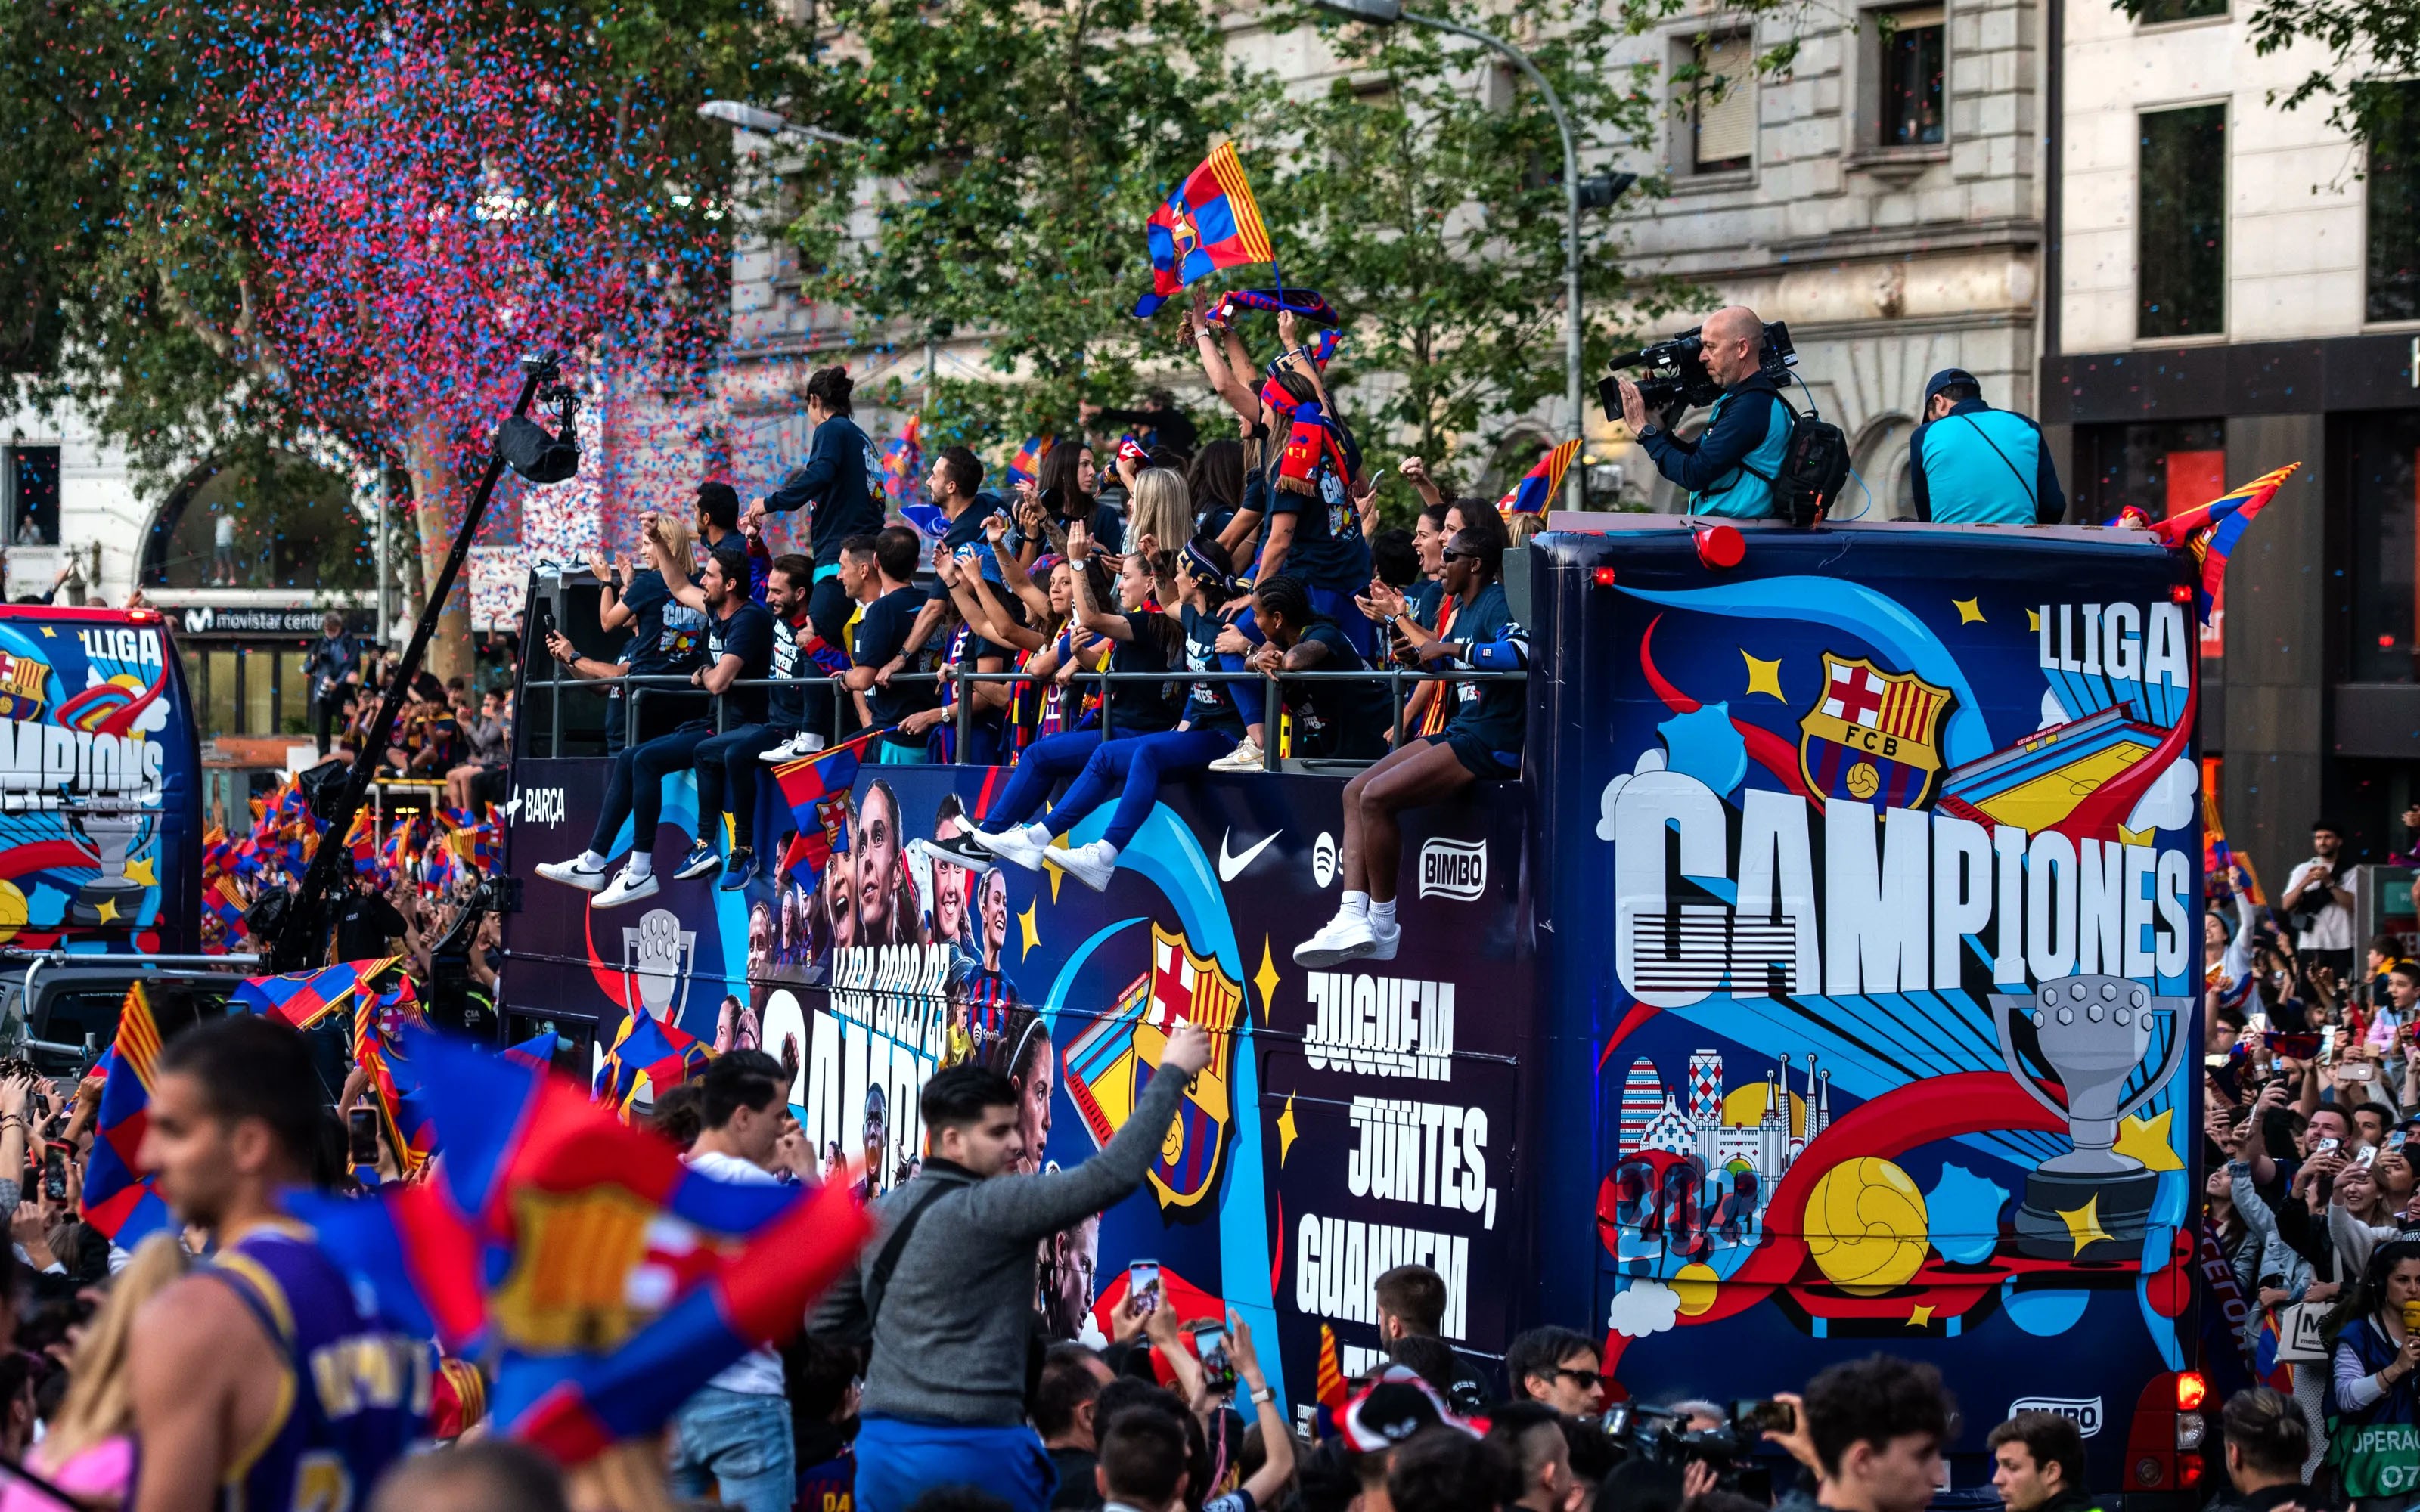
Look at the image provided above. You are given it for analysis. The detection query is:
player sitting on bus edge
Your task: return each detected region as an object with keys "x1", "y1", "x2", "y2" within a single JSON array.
[
  {"x1": 1295, "y1": 527, "x2": 1526, "y2": 968},
  {"x1": 647, "y1": 537, "x2": 830, "y2": 890},
  {"x1": 534, "y1": 543, "x2": 774, "y2": 907}
]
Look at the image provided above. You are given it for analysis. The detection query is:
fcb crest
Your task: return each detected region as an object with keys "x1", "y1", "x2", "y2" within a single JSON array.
[
  {"x1": 1798, "y1": 653, "x2": 1954, "y2": 809},
  {"x1": 1061, "y1": 925, "x2": 1241, "y2": 1210}
]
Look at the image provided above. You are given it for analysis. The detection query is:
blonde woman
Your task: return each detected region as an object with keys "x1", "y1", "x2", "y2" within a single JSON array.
[
  {"x1": 2, "y1": 1233, "x2": 188, "y2": 1512},
  {"x1": 1124, "y1": 468, "x2": 1191, "y2": 570}
]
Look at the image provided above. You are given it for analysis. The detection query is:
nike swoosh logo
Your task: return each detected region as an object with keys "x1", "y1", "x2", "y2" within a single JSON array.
[{"x1": 1218, "y1": 829, "x2": 1279, "y2": 882}]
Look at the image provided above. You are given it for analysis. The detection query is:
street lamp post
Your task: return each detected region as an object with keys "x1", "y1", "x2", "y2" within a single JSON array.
[
  {"x1": 697, "y1": 98, "x2": 865, "y2": 150},
  {"x1": 1313, "y1": 0, "x2": 1627, "y2": 507}
]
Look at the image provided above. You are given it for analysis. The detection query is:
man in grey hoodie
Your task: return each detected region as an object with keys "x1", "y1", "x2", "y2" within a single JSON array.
[{"x1": 818, "y1": 1021, "x2": 1214, "y2": 1512}]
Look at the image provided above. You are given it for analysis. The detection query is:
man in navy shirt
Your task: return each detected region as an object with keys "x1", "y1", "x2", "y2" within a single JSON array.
[
  {"x1": 848, "y1": 528, "x2": 945, "y2": 763},
  {"x1": 749, "y1": 367, "x2": 883, "y2": 649},
  {"x1": 537, "y1": 545, "x2": 771, "y2": 909},
  {"x1": 656, "y1": 548, "x2": 796, "y2": 891}
]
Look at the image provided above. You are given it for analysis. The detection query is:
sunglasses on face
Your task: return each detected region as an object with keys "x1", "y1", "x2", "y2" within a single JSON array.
[
  {"x1": 1441, "y1": 549, "x2": 1474, "y2": 563},
  {"x1": 1555, "y1": 1367, "x2": 1603, "y2": 1390}
]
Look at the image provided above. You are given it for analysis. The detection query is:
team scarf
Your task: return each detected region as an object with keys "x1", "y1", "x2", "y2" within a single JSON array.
[{"x1": 1275, "y1": 395, "x2": 1354, "y2": 500}]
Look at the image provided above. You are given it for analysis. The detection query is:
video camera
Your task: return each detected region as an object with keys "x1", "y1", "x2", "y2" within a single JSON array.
[
  {"x1": 1594, "y1": 1400, "x2": 1782, "y2": 1501},
  {"x1": 1600, "y1": 321, "x2": 1798, "y2": 417}
]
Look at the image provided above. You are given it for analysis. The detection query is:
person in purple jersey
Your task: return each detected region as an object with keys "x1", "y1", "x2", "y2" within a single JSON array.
[{"x1": 127, "y1": 1016, "x2": 427, "y2": 1512}]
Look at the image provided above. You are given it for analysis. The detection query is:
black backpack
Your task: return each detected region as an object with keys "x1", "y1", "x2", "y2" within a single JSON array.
[{"x1": 1737, "y1": 392, "x2": 1852, "y2": 526}]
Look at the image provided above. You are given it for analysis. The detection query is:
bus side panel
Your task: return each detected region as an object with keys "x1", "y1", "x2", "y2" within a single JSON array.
[
  {"x1": 1531, "y1": 527, "x2": 2203, "y2": 1492},
  {"x1": 0, "y1": 614, "x2": 198, "y2": 954},
  {"x1": 499, "y1": 759, "x2": 1536, "y2": 1421}
]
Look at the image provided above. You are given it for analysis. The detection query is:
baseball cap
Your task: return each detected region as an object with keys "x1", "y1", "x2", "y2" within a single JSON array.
[
  {"x1": 1336, "y1": 1366, "x2": 1480, "y2": 1452},
  {"x1": 1922, "y1": 368, "x2": 1981, "y2": 405}
]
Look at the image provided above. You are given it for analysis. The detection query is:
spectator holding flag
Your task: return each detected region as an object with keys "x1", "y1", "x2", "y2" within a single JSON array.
[
  {"x1": 812, "y1": 1023, "x2": 1215, "y2": 1512},
  {"x1": 127, "y1": 1015, "x2": 424, "y2": 1512}
]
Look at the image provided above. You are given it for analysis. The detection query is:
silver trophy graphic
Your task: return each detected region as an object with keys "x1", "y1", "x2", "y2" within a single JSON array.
[
  {"x1": 622, "y1": 908, "x2": 697, "y2": 1027},
  {"x1": 67, "y1": 799, "x2": 157, "y2": 928},
  {"x1": 1990, "y1": 974, "x2": 2190, "y2": 1261}
]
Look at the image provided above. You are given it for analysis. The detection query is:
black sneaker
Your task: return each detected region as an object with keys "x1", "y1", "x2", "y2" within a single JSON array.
[
  {"x1": 911, "y1": 834, "x2": 997, "y2": 873},
  {"x1": 672, "y1": 839, "x2": 721, "y2": 881}
]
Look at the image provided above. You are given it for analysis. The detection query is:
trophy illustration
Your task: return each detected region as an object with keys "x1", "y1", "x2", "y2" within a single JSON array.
[
  {"x1": 67, "y1": 801, "x2": 157, "y2": 928},
  {"x1": 622, "y1": 908, "x2": 697, "y2": 1025},
  {"x1": 1990, "y1": 974, "x2": 2190, "y2": 1262}
]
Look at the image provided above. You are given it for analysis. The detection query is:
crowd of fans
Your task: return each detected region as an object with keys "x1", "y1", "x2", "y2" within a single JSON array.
[{"x1": 2201, "y1": 812, "x2": 2420, "y2": 1503}]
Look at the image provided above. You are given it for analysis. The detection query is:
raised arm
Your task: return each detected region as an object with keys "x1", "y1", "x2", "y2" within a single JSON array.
[
  {"x1": 650, "y1": 521, "x2": 709, "y2": 611},
  {"x1": 1190, "y1": 301, "x2": 1260, "y2": 423},
  {"x1": 589, "y1": 551, "x2": 637, "y2": 631},
  {"x1": 1064, "y1": 526, "x2": 1133, "y2": 642}
]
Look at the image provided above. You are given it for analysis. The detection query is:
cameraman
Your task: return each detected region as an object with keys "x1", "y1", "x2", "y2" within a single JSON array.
[
  {"x1": 1615, "y1": 306, "x2": 1790, "y2": 520},
  {"x1": 1907, "y1": 370, "x2": 2065, "y2": 525}
]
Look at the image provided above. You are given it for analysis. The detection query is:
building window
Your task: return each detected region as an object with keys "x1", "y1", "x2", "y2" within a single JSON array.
[
  {"x1": 1878, "y1": 8, "x2": 1945, "y2": 147},
  {"x1": 2137, "y1": 104, "x2": 2226, "y2": 339},
  {"x1": 1689, "y1": 33, "x2": 1755, "y2": 174},
  {"x1": 5, "y1": 447, "x2": 59, "y2": 547},
  {"x1": 2368, "y1": 85, "x2": 2420, "y2": 324},
  {"x1": 2348, "y1": 411, "x2": 2420, "y2": 683},
  {"x1": 2136, "y1": 0, "x2": 2224, "y2": 20}
]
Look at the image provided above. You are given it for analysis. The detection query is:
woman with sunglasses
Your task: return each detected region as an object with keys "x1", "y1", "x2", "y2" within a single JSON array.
[
  {"x1": 1298, "y1": 527, "x2": 1528, "y2": 968},
  {"x1": 966, "y1": 534, "x2": 1246, "y2": 892}
]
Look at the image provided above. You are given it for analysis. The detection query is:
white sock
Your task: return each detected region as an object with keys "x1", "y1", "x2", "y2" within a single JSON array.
[
  {"x1": 1094, "y1": 841, "x2": 1120, "y2": 864},
  {"x1": 577, "y1": 850, "x2": 609, "y2": 870},
  {"x1": 1340, "y1": 890, "x2": 1370, "y2": 922},
  {"x1": 1370, "y1": 898, "x2": 1398, "y2": 931},
  {"x1": 624, "y1": 852, "x2": 653, "y2": 879}
]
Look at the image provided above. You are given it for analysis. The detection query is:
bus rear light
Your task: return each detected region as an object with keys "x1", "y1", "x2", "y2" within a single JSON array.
[
  {"x1": 2176, "y1": 1412, "x2": 2205, "y2": 1451},
  {"x1": 1593, "y1": 566, "x2": 1618, "y2": 587},
  {"x1": 2176, "y1": 1372, "x2": 2207, "y2": 1411}
]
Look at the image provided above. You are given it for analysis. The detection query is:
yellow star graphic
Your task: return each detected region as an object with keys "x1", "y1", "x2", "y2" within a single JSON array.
[
  {"x1": 2026, "y1": 607, "x2": 2042, "y2": 632},
  {"x1": 1253, "y1": 939, "x2": 1283, "y2": 1024},
  {"x1": 2118, "y1": 824, "x2": 2155, "y2": 847},
  {"x1": 2059, "y1": 1194, "x2": 2112, "y2": 1256},
  {"x1": 1906, "y1": 1303, "x2": 1935, "y2": 1328},
  {"x1": 1953, "y1": 598, "x2": 1985, "y2": 624},
  {"x1": 2113, "y1": 1109, "x2": 2183, "y2": 1172},
  {"x1": 1277, "y1": 1092, "x2": 1300, "y2": 1167},
  {"x1": 94, "y1": 897, "x2": 119, "y2": 923},
  {"x1": 122, "y1": 856, "x2": 158, "y2": 888},
  {"x1": 1017, "y1": 899, "x2": 1040, "y2": 960},
  {"x1": 38, "y1": 627, "x2": 53, "y2": 639},
  {"x1": 1044, "y1": 835, "x2": 1068, "y2": 903},
  {"x1": 1741, "y1": 651, "x2": 1786, "y2": 702}
]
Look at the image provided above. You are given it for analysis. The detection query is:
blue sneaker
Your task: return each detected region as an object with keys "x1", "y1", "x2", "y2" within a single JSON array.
[
  {"x1": 718, "y1": 847, "x2": 759, "y2": 891},
  {"x1": 672, "y1": 840, "x2": 721, "y2": 881}
]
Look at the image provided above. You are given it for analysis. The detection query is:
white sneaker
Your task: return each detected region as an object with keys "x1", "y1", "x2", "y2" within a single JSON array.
[
  {"x1": 970, "y1": 825, "x2": 1050, "y2": 872},
  {"x1": 1365, "y1": 919, "x2": 1401, "y2": 962},
  {"x1": 593, "y1": 868, "x2": 661, "y2": 909},
  {"x1": 759, "y1": 732, "x2": 827, "y2": 764},
  {"x1": 1294, "y1": 912, "x2": 1377, "y2": 968},
  {"x1": 537, "y1": 857, "x2": 611, "y2": 892},
  {"x1": 1055, "y1": 840, "x2": 1118, "y2": 892},
  {"x1": 1208, "y1": 738, "x2": 1265, "y2": 773}
]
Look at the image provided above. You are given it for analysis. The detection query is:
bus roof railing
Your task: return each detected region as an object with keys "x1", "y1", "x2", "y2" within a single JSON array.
[{"x1": 526, "y1": 665, "x2": 1524, "y2": 773}]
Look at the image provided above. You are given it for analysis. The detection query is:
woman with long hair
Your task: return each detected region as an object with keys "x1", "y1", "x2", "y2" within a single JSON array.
[
  {"x1": 852, "y1": 778, "x2": 924, "y2": 950},
  {"x1": 1125, "y1": 467, "x2": 1192, "y2": 571},
  {"x1": 967, "y1": 534, "x2": 1247, "y2": 892},
  {"x1": 579, "y1": 510, "x2": 706, "y2": 750},
  {"x1": 926, "y1": 523, "x2": 1183, "y2": 875},
  {"x1": 753, "y1": 365, "x2": 883, "y2": 649},
  {"x1": 2328, "y1": 1237, "x2": 2420, "y2": 1507},
  {"x1": 2, "y1": 1234, "x2": 188, "y2": 1512},
  {"x1": 1035, "y1": 438, "x2": 1121, "y2": 555},
  {"x1": 1187, "y1": 439, "x2": 1246, "y2": 541},
  {"x1": 943, "y1": 519, "x2": 1111, "y2": 749}
]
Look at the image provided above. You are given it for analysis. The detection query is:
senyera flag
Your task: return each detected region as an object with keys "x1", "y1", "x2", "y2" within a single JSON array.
[
  {"x1": 1133, "y1": 142, "x2": 1275, "y2": 318},
  {"x1": 883, "y1": 414, "x2": 923, "y2": 506},
  {"x1": 81, "y1": 982, "x2": 172, "y2": 1244},
  {"x1": 293, "y1": 1032, "x2": 873, "y2": 1462},
  {"x1": 1497, "y1": 438, "x2": 1582, "y2": 516},
  {"x1": 2149, "y1": 461, "x2": 2297, "y2": 627},
  {"x1": 1005, "y1": 435, "x2": 1053, "y2": 491}
]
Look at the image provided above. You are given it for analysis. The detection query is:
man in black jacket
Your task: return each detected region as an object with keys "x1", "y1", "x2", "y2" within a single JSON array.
[
  {"x1": 2211, "y1": 1387, "x2": 2329, "y2": 1512},
  {"x1": 1988, "y1": 1411, "x2": 2099, "y2": 1512}
]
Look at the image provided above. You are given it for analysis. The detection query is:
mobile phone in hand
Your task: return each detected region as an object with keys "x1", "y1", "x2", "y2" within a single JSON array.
[
  {"x1": 40, "y1": 1147, "x2": 65, "y2": 1203},
  {"x1": 1194, "y1": 1324, "x2": 1236, "y2": 1389},
  {"x1": 1128, "y1": 1259, "x2": 1162, "y2": 1316},
  {"x1": 349, "y1": 1108, "x2": 380, "y2": 1167},
  {"x1": 1733, "y1": 1399, "x2": 1796, "y2": 1436}
]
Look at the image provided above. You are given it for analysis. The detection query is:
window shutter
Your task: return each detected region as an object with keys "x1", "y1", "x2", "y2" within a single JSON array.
[{"x1": 1694, "y1": 35, "x2": 1757, "y2": 169}]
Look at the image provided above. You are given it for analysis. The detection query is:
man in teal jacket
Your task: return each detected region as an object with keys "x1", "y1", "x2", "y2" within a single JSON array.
[
  {"x1": 1618, "y1": 305, "x2": 1792, "y2": 519},
  {"x1": 1907, "y1": 368, "x2": 2065, "y2": 525}
]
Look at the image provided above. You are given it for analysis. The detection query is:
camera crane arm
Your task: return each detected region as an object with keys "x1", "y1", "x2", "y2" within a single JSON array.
[{"x1": 268, "y1": 355, "x2": 564, "y2": 973}]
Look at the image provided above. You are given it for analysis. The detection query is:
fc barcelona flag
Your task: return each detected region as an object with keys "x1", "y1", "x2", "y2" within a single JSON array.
[
  {"x1": 1798, "y1": 654, "x2": 1953, "y2": 809},
  {"x1": 1497, "y1": 439, "x2": 1581, "y2": 516},
  {"x1": 234, "y1": 957, "x2": 405, "y2": 1031},
  {"x1": 593, "y1": 1011, "x2": 711, "y2": 1118},
  {"x1": 1005, "y1": 435, "x2": 1053, "y2": 491},
  {"x1": 883, "y1": 415, "x2": 923, "y2": 506},
  {"x1": 1132, "y1": 142, "x2": 1276, "y2": 318},
  {"x1": 81, "y1": 983, "x2": 173, "y2": 1244},
  {"x1": 1060, "y1": 925, "x2": 1240, "y2": 1210},
  {"x1": 2149, "y1": 461, "x2": 2297, "y2": 627},
  {"x1": 774, "y1": 728, "x2": 887, "y2": 883}
]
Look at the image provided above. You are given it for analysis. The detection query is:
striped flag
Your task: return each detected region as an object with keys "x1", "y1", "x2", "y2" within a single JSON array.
[
  {"x1": 2150, "y1": 462, "x2": 2297, "y2": 627},
  {"x1": 1497, "y1": 438, "x2": 1582, "y2": 516},
  {"x1": 80, "y1": 983, "x2": 174, "y2": 1243}
]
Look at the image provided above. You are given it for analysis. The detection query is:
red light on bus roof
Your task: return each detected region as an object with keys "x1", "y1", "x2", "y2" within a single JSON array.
[
  {"x1": 1694, "y1": 525, "x2": 1745, "y2": 570},
  {"x1": 2169, "y1": 584, "x2": 2194, "y2": 605},
  {"x1": 1593, "y1": 566, "x2": 1617, "y2": 587}
]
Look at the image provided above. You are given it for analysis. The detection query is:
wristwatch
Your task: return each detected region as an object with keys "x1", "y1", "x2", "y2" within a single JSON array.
[{"x1": 1249, "y1": 1385, "x2": 1274, "y2": 1405}]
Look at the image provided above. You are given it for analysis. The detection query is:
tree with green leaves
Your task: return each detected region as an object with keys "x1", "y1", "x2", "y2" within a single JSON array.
[{"x1": 2, "y1": 0, "x2": 807, "y2": 678}]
